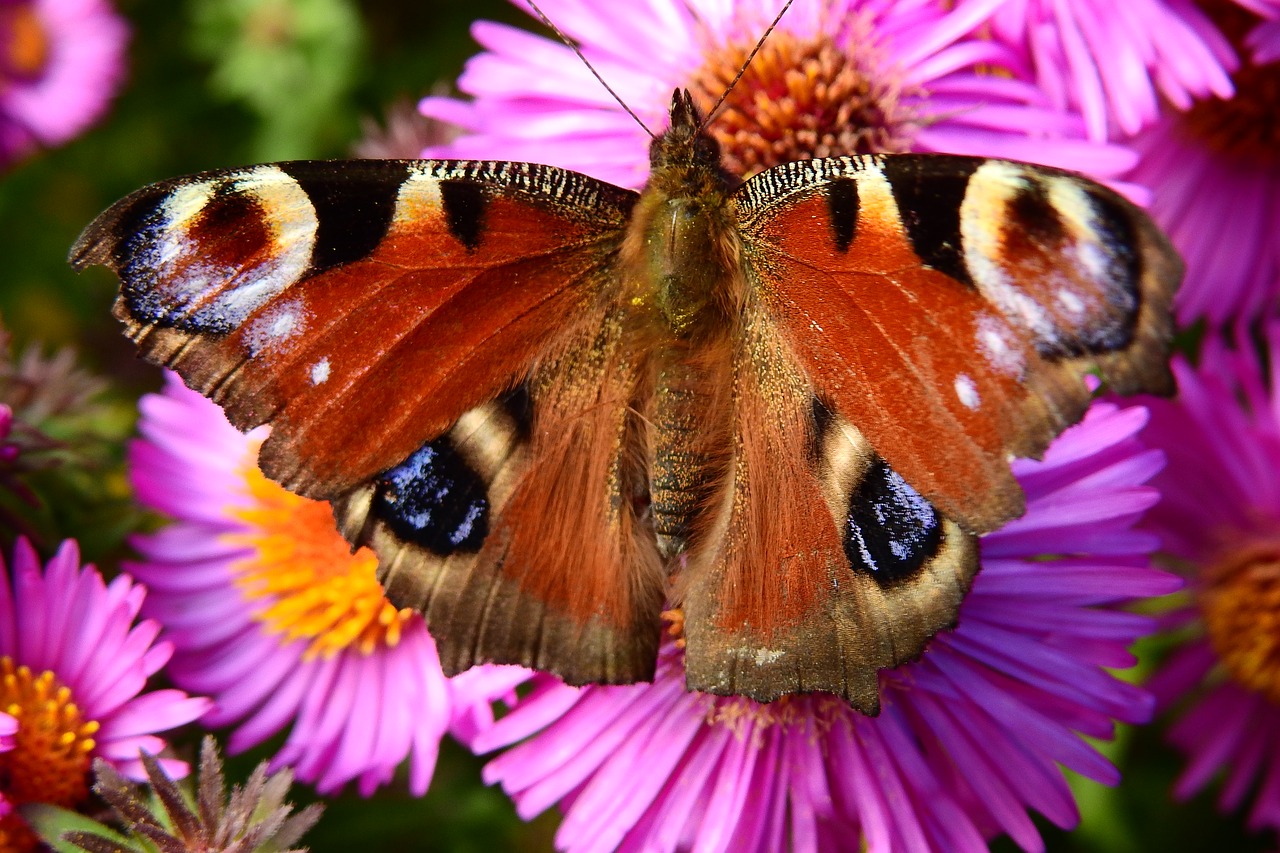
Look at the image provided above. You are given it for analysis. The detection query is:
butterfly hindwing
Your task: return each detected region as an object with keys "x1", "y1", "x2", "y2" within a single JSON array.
[
  {"x1": 677, "y1": 309, "x2": 978, "y2": 713},
  {"x1": 333, "y1": 303, "x2": 665, "y2": 683}
]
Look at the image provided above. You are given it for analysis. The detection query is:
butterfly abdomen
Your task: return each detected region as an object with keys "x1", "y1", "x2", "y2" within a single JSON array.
[{"x1": 647, "y1": 342, "x2": 735, "y2": 558}]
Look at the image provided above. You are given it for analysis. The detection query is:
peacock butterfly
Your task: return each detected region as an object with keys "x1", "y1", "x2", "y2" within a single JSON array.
[{"x1": 70, "y1": 88, "x2": 1180, "y2": 715}]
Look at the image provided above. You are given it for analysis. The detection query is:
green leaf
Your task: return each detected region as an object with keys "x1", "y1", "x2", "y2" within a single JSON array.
[{"x1": 18, "y1": 803, "x2": 147, "y2": 853}]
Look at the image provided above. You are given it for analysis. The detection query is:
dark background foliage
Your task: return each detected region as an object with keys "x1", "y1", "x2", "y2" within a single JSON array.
[{"x1": 0, "y1": 1, "x2": 1270, "y2": 850}]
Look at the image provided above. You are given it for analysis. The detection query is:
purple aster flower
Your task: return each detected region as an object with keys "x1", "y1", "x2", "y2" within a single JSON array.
[
  {"x1": 0, "y1": 0, "x2": 129, "y2": 168},
  {"x1": 421, "y1": 0, "x2": 1139, "y2": 190},
  {"x1": 0, "y1": 538, "x2": 210, "y2": 852},
  {"x1": 126, "y1": 373, "x2": 498, "y2": 797},
  {"x1": 987, "y1": 0, "x2": 1235, "y2": 141},
  {"x1": 1142, "y1": 323, "x2": 1280, "y2": 835},
  {"x1": 1127, "y1": 4, "x2": 1280, "y2": 328},
  {"x1": 469, "y1": 401, "x2": 1178, "y2": 853}
]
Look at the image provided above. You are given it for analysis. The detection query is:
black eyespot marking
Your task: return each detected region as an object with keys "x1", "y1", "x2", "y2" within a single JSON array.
[
  {"x1": 844, "y1": 459, "x2": 942, "y2": 585},
  {"x1": 282, "y1": 161, "x2": 408, "y2": 272},
  {"x1": 109, "y1": 188, "x2": 169, "y2": 272},
  {"x1": 1082, "y1": 185, "x2": 1141, "y2": 320},
  {"x1": 880, "y1": 157, "x2": 980, "y2": 286},
  {"x1": 373, "y1": 438, "x2": 490, "y2": 555},
  {"x1": 825, "y1": 178, "x2": 859, "y2": 253},
  {"x1": 1032, "y1": 186, "x2": 1140, "y2": 360},
  {"x1": 440, "y1": 180, "x2": 488, "y2": 252},
  {"x1": 118, "y1": 183, "x2": 271, "y2": 333}
]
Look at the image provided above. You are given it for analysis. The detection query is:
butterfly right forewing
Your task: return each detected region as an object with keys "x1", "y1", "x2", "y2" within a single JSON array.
[{"x1": 733, "y1": 153, "x2": 1179, "y2": 534}]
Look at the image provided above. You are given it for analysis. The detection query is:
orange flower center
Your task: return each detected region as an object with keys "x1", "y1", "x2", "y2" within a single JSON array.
[
  {"x1": 0, "y1": 658, "x2": 98, "y2": 853},
  {"x1": 225, "y1": 449, "x2": 415, "y2": 659},
  {"x1": 706, "y1": 691, "x2": 849, "y2": 742},
  {"x1": 1180, "y1": 2, "x2": 1280, "y2": 164},
  {"x1": 1200, "y1": 541, "x2": 1280, "y2": 704},
  {"x1": 1, "y1": 4, "x2": 49, "y2": 81},
  {"x1": 687, "y1": 18, "x2": 920, "y2": 179}
]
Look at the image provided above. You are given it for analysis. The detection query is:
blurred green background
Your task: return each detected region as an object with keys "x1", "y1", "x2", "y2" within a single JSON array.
[{"x1": 0, "y1": 1, "x2": 1271, "y2": 850}]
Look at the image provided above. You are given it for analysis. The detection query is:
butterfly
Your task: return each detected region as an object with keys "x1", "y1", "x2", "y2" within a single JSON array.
[{"x1": 71, "y1": 88, "x2": 1180, "y2": 714}]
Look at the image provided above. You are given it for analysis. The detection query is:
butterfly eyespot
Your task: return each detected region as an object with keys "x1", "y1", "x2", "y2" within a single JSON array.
[
  {"x1": 114, "y1": 168, "x2": 319, "y2": 335},
  {"x1": 373, "y1": 439, "x2": 490, "y2": 556},
  {"x1": 844, "y1": 460, "x2": 942, "y2": 585}
]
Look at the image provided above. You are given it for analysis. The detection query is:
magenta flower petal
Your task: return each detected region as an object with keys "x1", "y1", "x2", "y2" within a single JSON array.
[
  {"x1": 0, "y1": 538, "x2": 209, "y2": 847},
  {"x1": 466, "y1": 401, "x2": 1175, "y2": 852},
  {"x1": 1124, "y1": 6, "x2": 1280, "y2": 328},
  {"x1": 126, "y1": 373, "x2": 502, "y2": 796},
  {"x1": 1141, "y1": 322, "x2": 1280, "y2": 833},
  {"x1": 0, "y1": 712, "x2": 14, "y2": 819},
  {"x1": 423, "y1": 0, "x2": 1137, "y2": 188},
  {"x1": 988, "y1": 0, "x2": 1235, "y2": 139}
]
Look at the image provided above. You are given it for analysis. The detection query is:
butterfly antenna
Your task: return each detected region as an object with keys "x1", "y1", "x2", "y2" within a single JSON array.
[
  {"x1": 700, "y1": 0, "x2": 796, "y2": 130},
  {"x1": 525, "y1": 0, "x2": 655, "y2": 139}
]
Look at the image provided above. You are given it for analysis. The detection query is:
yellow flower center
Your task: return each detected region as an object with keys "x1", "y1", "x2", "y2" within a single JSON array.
[
  {"x1": 687, "y1": 17, "x2": 920, "y2": 179},
  {"x1": 1, "y1": 4, "x2": 48, "y2": 81},
  {"x1": 225, "y1": 450, "x2": 414, "y2": 659},
  {"x1": 1181, "y1": 2, "x2": 1280, "y2": 165},
  {"x1": 1200, "y1": 540, "x2": 1280, "y2": 703},
  {"x1": 0, "y1": 658, "x2": 98, "y2": 853}
]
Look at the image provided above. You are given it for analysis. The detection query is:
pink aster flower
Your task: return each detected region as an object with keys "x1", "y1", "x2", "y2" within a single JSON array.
[
  {"x1": 1127, "y1": 6, "x2": 1280, "y2": 328},
  {"x1": 986, "y1": 0, "x2": 1236, "y2": 141},
  {"x1": 126, "y1": 373, "x2": 496, "y2": 797},
  {"x1": 421, "y1": 0, "x2": 1139, "y2": 190},
  {"x1": 0, "y1": 538, "x2": 210, "y2": 852},
  {"x1": 470, "y1": 401, "x2": 1178, "y2": 853},
  {"x1": 1142, "y1": 323, "x2": 1280, "y2": 835},
  {"x1": 0, "y1": 0, "x2": 129, "y2": 168}
]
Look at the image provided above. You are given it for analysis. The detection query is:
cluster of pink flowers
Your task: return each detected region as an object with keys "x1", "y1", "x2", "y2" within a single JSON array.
[
  {"x1": 9, "y1": 0, "x2": 1280, "y2": 850},
  {"x1": 0, "y1": 0, "x2": 128, "y2": 168}
]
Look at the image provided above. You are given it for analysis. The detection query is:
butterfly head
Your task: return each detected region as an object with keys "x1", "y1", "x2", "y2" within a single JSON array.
[{"x1": 648, "y1": 90, "x2": 728, "y2": 183}]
